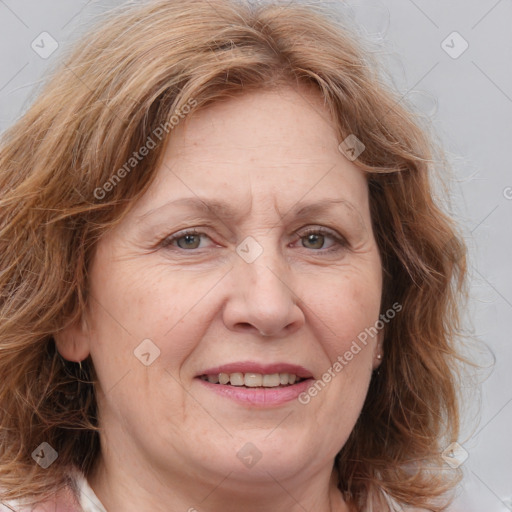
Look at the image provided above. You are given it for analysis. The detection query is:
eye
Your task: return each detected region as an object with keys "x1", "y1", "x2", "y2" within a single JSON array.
[
  {"x1": 296, "y1": 227, "x2": 347, "y2": 251},
  {"x1": 161, "y1": 229, "x2": 214, "y2": 250},
  {"x1": 160, "y1": 227, "x2": 347, "y2": 253}
]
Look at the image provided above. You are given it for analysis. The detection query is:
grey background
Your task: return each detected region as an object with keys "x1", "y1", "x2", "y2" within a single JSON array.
[{"x1": 1, "y1": 0, "x2": 511, "y2": 510}]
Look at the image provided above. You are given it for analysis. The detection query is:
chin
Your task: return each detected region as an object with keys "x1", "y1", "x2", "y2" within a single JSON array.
[{"x1": 192, "y1": 434, "x2": 329, "y2": 483}]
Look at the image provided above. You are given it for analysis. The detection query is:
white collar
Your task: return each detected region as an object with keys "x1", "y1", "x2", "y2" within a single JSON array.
[
  {"x1": 75, "y1": 472, "x2": 107, "y2": 512},
  {"x1": 71, "y1": 471, "x2": 406, "y2": 512}
]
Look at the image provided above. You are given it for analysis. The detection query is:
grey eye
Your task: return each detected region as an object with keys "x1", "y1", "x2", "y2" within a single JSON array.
[
  {"x1": 176, "y1": 234, "x2": 202, "y2": 249},
  {"x1": 301, "y1": 233, "x2": 326, "y2": 249}
]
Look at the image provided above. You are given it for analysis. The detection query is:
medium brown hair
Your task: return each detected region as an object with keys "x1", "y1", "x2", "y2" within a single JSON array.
[{"x1": 0, "y1": 0, "x2": 467, "y2": 509}]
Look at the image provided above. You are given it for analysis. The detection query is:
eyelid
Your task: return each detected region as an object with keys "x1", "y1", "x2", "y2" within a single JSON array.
[
  {"x1": 160, "y1": 228, "x2": 216, "y2": 249},
  {"x1": 159, "y1": 225, "x2": 349, "y2": 252},
  {"x1": 297, "y1": 225, "x2": 344, "y2": 238},
  {"x1": 294, "y1": 226, "x2": 349, "y2": 250}
]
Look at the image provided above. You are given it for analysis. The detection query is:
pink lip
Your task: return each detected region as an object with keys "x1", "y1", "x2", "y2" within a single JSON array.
[
  {"x1": 195, "y1": 361, "x2": 314, "y2": 407},
  {"x1": 196, "y1": 378, "x2": 313, "y2": 407},
  {"x1": 197, "y1": 362, "x2": 313, "y2": 379}
]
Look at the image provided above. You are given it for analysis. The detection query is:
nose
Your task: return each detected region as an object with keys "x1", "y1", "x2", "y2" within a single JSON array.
[{"x1": 222, "y1": 248, "x2": 305, "y2": 338}]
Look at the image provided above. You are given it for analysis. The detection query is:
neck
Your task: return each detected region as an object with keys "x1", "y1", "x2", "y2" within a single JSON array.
[{"x1": 87, "y1": 454, "x2": 351, "y2": 512}]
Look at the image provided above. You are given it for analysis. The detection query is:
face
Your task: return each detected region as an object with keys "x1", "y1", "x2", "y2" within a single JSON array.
[{"x1": 58, "y1": 85, "x2": 383, "y2": 495}]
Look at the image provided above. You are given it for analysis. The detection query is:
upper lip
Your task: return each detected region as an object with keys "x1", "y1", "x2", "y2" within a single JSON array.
[{"x1": 197, "y1": 362, "x2": 314, "y2": 379}]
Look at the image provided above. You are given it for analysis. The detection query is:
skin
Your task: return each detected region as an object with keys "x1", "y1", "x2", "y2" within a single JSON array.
[{"x1": 56, "y1": 84, "x2": 384, "y2": 512}]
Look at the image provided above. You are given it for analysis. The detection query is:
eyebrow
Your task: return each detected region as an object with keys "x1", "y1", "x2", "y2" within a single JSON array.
[
  {"x1": 291, "y1": 199, "x2": 359, "y2": 221},
  {"x1": 137, "y1": 196, "x2": 360, "y2": 223},
  {"x1": 137, "y1": 197, "x2": 244, "y2": 223}
]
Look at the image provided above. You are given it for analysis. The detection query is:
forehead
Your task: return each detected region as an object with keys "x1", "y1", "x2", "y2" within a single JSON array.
[{"x1": 132, "y1": 86, "x2": 370, "y2": 220}]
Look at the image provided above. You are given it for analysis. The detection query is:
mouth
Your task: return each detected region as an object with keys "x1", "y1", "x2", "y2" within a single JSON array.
[
  {"x1": 195, "y1": 362, "x2": 314, "y2": 406},
  {"x1": 199, "y1": 372, "x2": 306, "y2": 388}
]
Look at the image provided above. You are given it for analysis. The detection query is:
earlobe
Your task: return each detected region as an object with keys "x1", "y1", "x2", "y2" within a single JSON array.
[
  {"x1": 372, "y1": 351, "x2": 383, "y2": 370},
  {"x1": 372, "y1": 331, "x2": 385, "y2": 369},
  {"x1": 53, "y1": 316, "x2": 91, "y2": 363}
]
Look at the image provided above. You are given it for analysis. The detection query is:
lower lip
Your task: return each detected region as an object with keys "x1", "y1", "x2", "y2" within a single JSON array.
[{"x1": 196, "y1": 378, "x2": 313, "y2": 406}]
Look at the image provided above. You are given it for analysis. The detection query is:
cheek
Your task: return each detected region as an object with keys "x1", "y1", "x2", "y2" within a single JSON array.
[
  {"x1": 295, "y1": 268, "x2": 381, "y2": 453},
  {"x1": 306, "y1": 263, "x2": 382, "y2": 360},
  {"x1": 88, "y1": 253, "x2": 211, "y2": 340},
  {"x1": 85, "y1": 257, "x2": 224, "y2": 434},
  {"x1": 85, "y1": 252, "x2": 231, "y2": 400}
]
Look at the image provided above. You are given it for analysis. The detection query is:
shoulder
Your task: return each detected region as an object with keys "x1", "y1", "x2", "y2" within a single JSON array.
[
  {"x1": 0, "y1": 467, "x2": 105, "y2": 512},
  {"x1": 0, "y1": 498, "x2": 81, "y2": 512},
  {"x1": 0, "y1": 482, "x2": 82, "y2": 512}
]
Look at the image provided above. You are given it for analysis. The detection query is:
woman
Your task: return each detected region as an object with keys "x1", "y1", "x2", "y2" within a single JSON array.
[{"x1": 0, "y1": 0, "x2": 467, "y2": 510}]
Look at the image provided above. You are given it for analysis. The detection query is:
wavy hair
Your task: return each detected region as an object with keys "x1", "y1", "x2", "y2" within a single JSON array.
[{"x1": 0, "y1": 0, "x2": 467, "y2": 509}]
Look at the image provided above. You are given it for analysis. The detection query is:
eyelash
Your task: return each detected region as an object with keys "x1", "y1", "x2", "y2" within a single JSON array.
[{"x1": 160, "y1": 227, "x2": 348, "y2": 253}]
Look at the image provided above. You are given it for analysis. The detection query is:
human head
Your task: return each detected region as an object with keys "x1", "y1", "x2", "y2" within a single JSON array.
[{"x1": 0, "y1": 1, "x2": 466, "y2": 510}]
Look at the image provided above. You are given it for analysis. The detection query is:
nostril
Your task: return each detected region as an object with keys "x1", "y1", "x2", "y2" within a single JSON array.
[
  {"x1": 235, "y1": 324, "x2": 273, "y2": 337},
  {"x1": 234, "y1": 322, "x2": 258, "y2": 333}
]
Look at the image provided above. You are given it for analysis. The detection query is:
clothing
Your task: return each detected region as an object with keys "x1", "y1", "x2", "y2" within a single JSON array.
[
  {"x1": 75, "y1": 473, "x2": 106, "y2": 512},
  {"x1": 0, "y1": 471, "x2": 106, "y2": 512},
  {"x1": 0, "y1": 472, "x2": 422, "y2": 512}
]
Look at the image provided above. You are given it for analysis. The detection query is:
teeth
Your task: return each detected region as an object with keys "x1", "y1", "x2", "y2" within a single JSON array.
[
  {"x1": 229, "y1": 372, "x2": 244, "y2": 386},
  {"x1": 262, "y1": 373, "x2": 280, "y2": 387},
  {"x1": 244, "y1": 373, "x2": 262, "y2": 387},
  {"x1": 203, "y1": 372, "x2": 302, "y2": 387}
]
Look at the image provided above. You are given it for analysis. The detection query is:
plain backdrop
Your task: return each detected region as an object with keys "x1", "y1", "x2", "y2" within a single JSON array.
[{"x1": 1, "y1": 1, "x2": 511, "y2": 510}]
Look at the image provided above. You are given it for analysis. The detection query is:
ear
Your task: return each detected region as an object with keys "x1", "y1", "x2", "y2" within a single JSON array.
[
  {"x1": 53, "y1": 315, "x2": 91, "y2": 363},
  {"x1": 372, "y1": 329, "x2": 384, "y2": 370}
]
